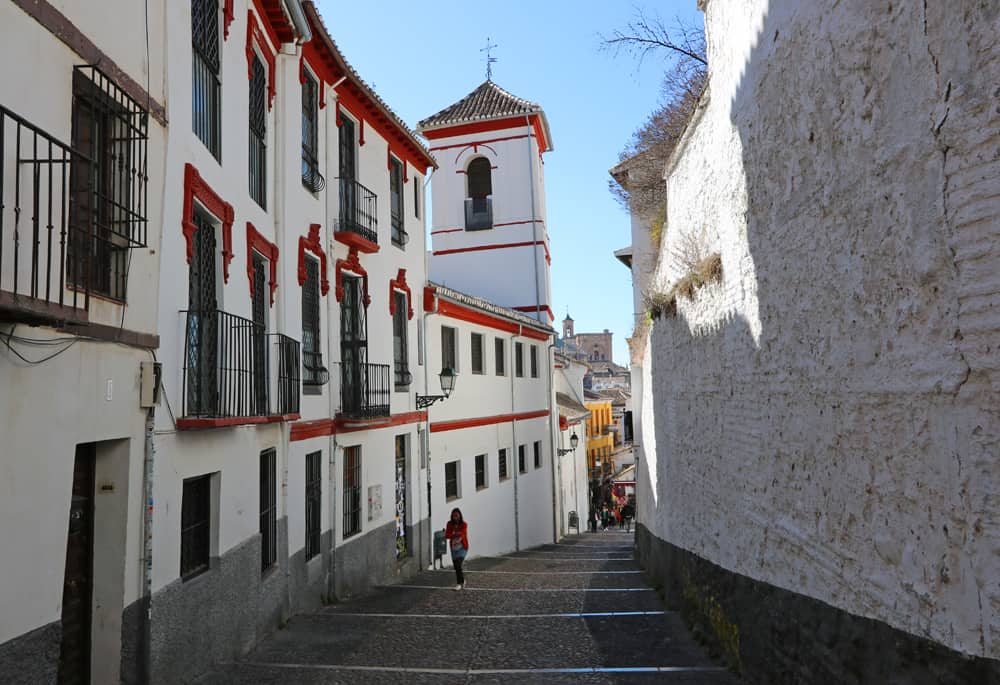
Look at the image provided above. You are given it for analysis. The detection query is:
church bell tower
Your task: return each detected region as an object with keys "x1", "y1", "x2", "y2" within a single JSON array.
[{"x1": 417, "y1": 81, "x2": 554, "y2": 324}]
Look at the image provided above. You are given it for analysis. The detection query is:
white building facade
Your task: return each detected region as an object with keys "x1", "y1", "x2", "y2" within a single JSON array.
[{"x1": 0, "y1": 1, "x2": 168, "y2": 683}]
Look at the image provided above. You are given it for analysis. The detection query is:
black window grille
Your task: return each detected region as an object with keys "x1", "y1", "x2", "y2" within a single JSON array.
[
  {"x1": 475, "y1": 454, "x2": 486, "y2": 490},
  {"x1": 498, "y1": 448, "x2": 508, "y2": 481},
  {"x1": 390, "y1": 157, "x2": 405, "y2": 246},
  {"x1": 305, "y1": 451, "x2": 321, "y2": 560},
  {"x1": 495, "y1": 338, "x2": 505, "y2": 376},
  {"x1": 471, "y1": 333, "x2": 483, "y2": 374},
  {"x1": 192, "y1": 0, "x2": 221, "y2": 158},
  {"x1": 302, "y1": 257, "x2": 322, "y2": 385},
  {"x1": 441, "y1": 326, "x2": 456, "y2": 370},
  {"x1": 260, "y1": 448, "x2": 277, "y2": 573},
  {"x1": 301, "y1": 73, "x2": 322, "y2": 192},
  {"x1": 341, "y1": 275, "x2": 389, "y2": 418},
  {"x1": 515, "y1": 342, "x2": 524, "y2": 378},
  {"x1": 251, "y1": 254, "x2": 268, "y2": 415},
  {"x1": 530, "y1": 345, "x2": 538, "y2": 378},
  {"x1": 518, "y1": 445, "x2": 526, "y2": 474},
  {"x1": 445, "y1": 460, "x2": 459, "y2": 500},
  {"x1": 67, "y1": 66, "x2": 149, "y2": 302},
  {"x1": 533, "y1": 441, "x2": 542, "y2": 469},
  {"x1": 394, "y1": 435, "x2": 408, "y2": 558},
  {"x1": 181, "y1": 474, "x2": 212, "y2": 580},
  {"x1": 249, "y1": 55, "x2": 266, "y2": 208},
  {"x1": 393, "y1": 291, "x2": 410, "y2": 388},
  {"x1": 343, "y1": 446, "x2": 362, "y2": 537}
]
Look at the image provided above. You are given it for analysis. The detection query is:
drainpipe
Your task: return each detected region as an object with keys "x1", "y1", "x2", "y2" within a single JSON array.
[
  {"x1": 510, "y1": 328, "x2": 519, "y2": 551},
  {"x1": 282, "y1": 0, "x2": 312, "y2": 43},
  {"x1": 139, "y1": 404, "x2": 155, "y2": 685},
  {"x1": 423, "y1": 289, "x2": 439, "y2": 567}
]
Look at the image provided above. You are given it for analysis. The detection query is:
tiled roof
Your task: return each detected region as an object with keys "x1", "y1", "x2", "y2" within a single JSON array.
[
  {"x1": 427, "y1": 281, "x2": 556, "y2": 336},
  {"x1": 417, "y1": 80, "x2": 543, "y2": 130}
]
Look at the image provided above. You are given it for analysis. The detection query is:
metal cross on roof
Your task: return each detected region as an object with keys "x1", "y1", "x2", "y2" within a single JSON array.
[{"x1": 481, "y1": 37, "x2": 498, "y2": 81}]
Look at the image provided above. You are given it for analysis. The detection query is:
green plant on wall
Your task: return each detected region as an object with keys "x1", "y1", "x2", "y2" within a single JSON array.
[{"x1": 645, "y1": 252, "x2": 722, "y2": 321}]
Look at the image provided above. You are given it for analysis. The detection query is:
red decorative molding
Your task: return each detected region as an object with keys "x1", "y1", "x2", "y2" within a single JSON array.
[
  {"x1": 422, "y1": 115, "x2": 551, "y2": 153},
  {"x1": 429, "y1": 409, "x2": 550, "y2": 434},
  {"x1": 298, "y1": 223, "x2": 329, "y2": 296},
  {"x1": 335, "y1": 105, "x2": 343, "y2": 128},
  {"x1": 388, "y1": 269, "x2": 414, "y2": 320},
  {"x1": 423, "y1": 286, "x2": 551, "y2": 341},
  {"x1": 513, "y1": 304, "x2": 556, "y2": 323},
  {"x1": 223, "y1": 0, "x2": 235, "y2": 40},
  {"x1": 332, "y1": 229, "x2": 378, "y2": 254},
  {"x1": 429, "y1": 134, "x2": 529, "y2": 153},
  {"x1": 432, "y1": 240, "x2": 548, "y2": 259},
  {"x1": 403, "y1": 159, "x2": 409, "y2": 183},
  {"x1": 334, "y1": 247, "x2": 370, "y2": 306},
  {"x1": 246, "y1": 222, "x2": 279, "y2": 306},
  {"x1": 359, "y1": 118, "x2": 366, "y2": 146},
  {"x1": 182, "y1": 163, "x2": 235, "y2": 282},
  {"x1": 245, "y1": 10, "x2": 277, "y2": 110},
  {"x1": 559, "y1": 415, "x2": 568, "y2": 431},
  {"x1": 290, "y1": 410, "x2": 427, "y2": 442},
  {"x1": 299, "y1": 54, "x2": 306, "y2": 84}
]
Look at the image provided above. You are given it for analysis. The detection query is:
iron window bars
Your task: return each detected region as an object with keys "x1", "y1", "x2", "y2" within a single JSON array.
[
  {"x1": 301, "y1": 73, "x2": 325, "y2": 192},
  {"x1": 182, "y1": 308, "x2": 301, "y2": 419},
  {"x1": 393, "y1": 291, "x2": 410, "y2": 388},
  {"x1": 301, "y1": 257, "x2": 323, "y2": 385},
  {"x1": 305, "y1": 451, "x2": 321, "y2": 559},
  {"x1": 248, "y1": 55, "x2": 267, "y2": 208},
  {"x1": 343, "y1": 446, "x2": 362, "y2": 537},
  {"x1": 180, "y1": 474, "x2": 212, "y2": 580},
  {"x1": 389, "y1": 157, "x2": 405, "y2": 246},
  {"x1": 498, "y1": 448, "x2": 509, "y2": 481},
  {"x1": 445, "y1": 460, "x2": 459, "y2": 500},
  {"x1": 192, "y1": 0, "x2": 221, "y2": 158},
  {"x1": 260, "y1": 448, "x2": 277, "y2": 573}
]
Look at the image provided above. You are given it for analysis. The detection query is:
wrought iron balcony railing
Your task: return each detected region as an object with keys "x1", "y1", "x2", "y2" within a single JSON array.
[
  {"x1": 340, "y1": 361, "x2": 390, "y2": 419},
  {"x1": 337, "y1": 177, "x2": 378, "y2": 245},
  {"x1": 464, "y1": 197, "x2": 493, "y2": 231},
  {"x1": 182, "y1": 309, "x2": 301, "y2": 420},
  {"x1": 0, "y1": 105, "x2": 94, "y2": 323}
]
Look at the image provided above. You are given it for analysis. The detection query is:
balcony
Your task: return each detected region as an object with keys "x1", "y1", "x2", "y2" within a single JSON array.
[
  {"x1": 335, "y1": 177, "x2": 378, "y2": 253},
  {"x1": 340, "y1": 361, "x2": 390, "y2": 420},
  {"x1": 0, "y1": 105, "x2": 93, "y2": 324},
  {"x1": 464, "y1": 197, "x2": 493, "y2": 231},
  {"x1": 180, "y1": 309, "x2": 300, "y2": 428}
]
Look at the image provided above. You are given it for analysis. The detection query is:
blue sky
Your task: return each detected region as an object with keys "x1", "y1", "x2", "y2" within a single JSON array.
[{"x1": 315, "y1": 1, "x2": 703, "y2": 366}]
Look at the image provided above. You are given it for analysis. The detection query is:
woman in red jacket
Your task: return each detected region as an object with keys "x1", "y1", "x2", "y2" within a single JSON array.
[{"x1": 444, "y1": 508, "x2": 469, "y2": 590}]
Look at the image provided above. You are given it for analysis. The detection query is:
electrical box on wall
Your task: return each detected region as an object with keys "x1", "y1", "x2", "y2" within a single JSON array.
[{"x1": 140, "y1": 361, "x2": 162, "y2": 408}]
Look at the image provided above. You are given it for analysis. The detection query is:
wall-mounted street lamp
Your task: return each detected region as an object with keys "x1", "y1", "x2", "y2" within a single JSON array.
[
  {"x1": 557, "y1": 432, "x2": 579, "y2": 456},
  {"x1": 416, "y1": 367, "x2": 457, "y2": 409}
]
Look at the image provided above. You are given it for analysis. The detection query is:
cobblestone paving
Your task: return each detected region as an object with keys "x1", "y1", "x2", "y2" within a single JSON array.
[{"x1": 196, "y1": 531, "x2": 740, "y2": 684}]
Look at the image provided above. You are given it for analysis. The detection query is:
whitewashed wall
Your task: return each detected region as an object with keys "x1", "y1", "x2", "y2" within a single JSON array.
[{"x1": 644, "y1": 0, "x2": 1000, "y2": 659}]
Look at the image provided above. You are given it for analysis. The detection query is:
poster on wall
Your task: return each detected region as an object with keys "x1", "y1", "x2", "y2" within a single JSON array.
[{"x1": 368, "y1": 484, "x2": 382, "y2": 521}]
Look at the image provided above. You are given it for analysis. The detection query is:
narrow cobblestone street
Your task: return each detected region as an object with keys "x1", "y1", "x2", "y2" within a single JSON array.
[{"x1": 197, "y1": 532, "x2": 739, "y2": 684}]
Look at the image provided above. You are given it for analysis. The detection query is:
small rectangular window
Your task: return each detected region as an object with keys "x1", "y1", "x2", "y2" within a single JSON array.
[
  {"x1": 248, "y1": 54, "x2": 267, "y2": 208},
  {"x1": 441, "y1": 326, "x2": 457, "y2": 370},
  {"x1": 515, "y1": 342, "x2": 524, "y2": 378},
  {"x1": 390, "y1": 157, "x2": 405, "y2": 246},
  {"x1": 471, "y1": 333, "x2": 484, "y2": 374},
  {"x1": 498, "y1": 448, "x2": 509, "y2": 481},
  {"x1": 533, "y1": 441, "x2": 542, "y2": 469},
  {"x1": 414, "y1": 175, "x2": 420, "y2": 218},
  {"x1": 445, "y1": 460, "x2": 460, "y2": 500},
  {"x1": 518, "y1": 445, "x2": 526, "y2": 474},
  {"x1": 180, "y1": 474, "x2": 212, "y2": 580},
  {"x1": 260, "y1": 448, "x2": 277, "y2": 573},
  {"x1": 305, "y1": 451, "x2": 321, "y2": 560},
  {"x1": 192, "y1": 0, "x2": 221, "y2": 158},
  {"x1": 495, "y1": 338, "x2": 505, "y2": 376},
  {"x1": 302, "y1": 257, "x2": 322, "y2": 385},
  {"x1": 475, "y1": 454, "x2": 487, "y2": 490},
  {"x1": 343, "y1": 446, "x2": 362, "y2": 537},
  {"x1": 530, "y1": 345, "x2": 538, "y2": 378},
  {"x1": 417, "y1": 319, "x2": 424, "y2": 367},
  {"x1": 393, "y1": 291, "x2": 410, "y2": 388},
  {"x1": 301, "y1": 72, "x2": 320, "y2": 192}
]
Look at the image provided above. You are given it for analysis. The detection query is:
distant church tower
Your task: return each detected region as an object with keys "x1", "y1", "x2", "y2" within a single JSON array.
[
  {"x1": 562, "y1": 313, "x2": 574, "y2": 339},
  {"x1": 417, "y1": 81, "x2": 554, "y2": 324}
]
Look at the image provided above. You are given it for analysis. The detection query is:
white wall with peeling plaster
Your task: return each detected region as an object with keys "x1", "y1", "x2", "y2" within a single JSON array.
[{"x1": 642, "y1": 0, "x2": 1000, "y2": 659}]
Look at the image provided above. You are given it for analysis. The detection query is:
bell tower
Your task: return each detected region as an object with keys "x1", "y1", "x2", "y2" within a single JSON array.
[
  {"x1": 417, "y1": 81, "x2": 554, "y2": 324},
  {"x1": 562, "y1": 313, "x2": 574, "y2": 339}
]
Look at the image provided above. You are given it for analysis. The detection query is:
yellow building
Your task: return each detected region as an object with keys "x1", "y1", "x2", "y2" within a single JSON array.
[{"x1": 585, "y1": 400, "x2": 615, "y2": 476}]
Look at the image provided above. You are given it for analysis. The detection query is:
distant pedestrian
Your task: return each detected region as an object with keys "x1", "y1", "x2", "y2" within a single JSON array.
[
  {"x1": 444, "y1": 508, "x2": 469, "y2": 590},
  {"x1": 590, "y1": 509, "x2": 599, "y2": 533},
  {"x1": 622, "y1": 504, "x2": 634, "y2": 533},
  {"x1": 600, "y1": 507, "x2": 609, "y2": 530}
]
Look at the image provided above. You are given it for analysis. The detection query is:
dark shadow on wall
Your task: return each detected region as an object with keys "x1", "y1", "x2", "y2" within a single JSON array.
[{"x1": 643, "y1": 0, "x2": 1000, "y2": 682}]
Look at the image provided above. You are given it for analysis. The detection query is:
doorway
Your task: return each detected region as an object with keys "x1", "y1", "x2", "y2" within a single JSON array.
[{"x1": 59, "y1": 444, "x2": 95, "y2": 685}]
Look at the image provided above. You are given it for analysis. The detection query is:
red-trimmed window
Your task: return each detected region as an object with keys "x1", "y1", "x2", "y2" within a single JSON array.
[
  {"x1": 390, "y1": 157, "x2": 405, "y2": 247},
  {"x1": 393, "y1": 291, "x2": 410, "y2": 389},
  {"x1": 301, "y1": 71, "x2": 321, "y2": 193},
  {"x1": 192, "y1": 0, "x2": 221, "y2": 159},
  {"x1": 301, "y1": 256, "x2": 323, "y2": 386},
  {"x1": 248, "y1": 54, "x2": 267, "y2": 208}
]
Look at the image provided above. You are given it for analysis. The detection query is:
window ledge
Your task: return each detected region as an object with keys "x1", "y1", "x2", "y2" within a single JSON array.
[
  {"x1": 176, "y1": 414, "x2": 301, "y2": 430},
  {"x1": 446, "y1": 495, "x2": 460, "y2": 502}
]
